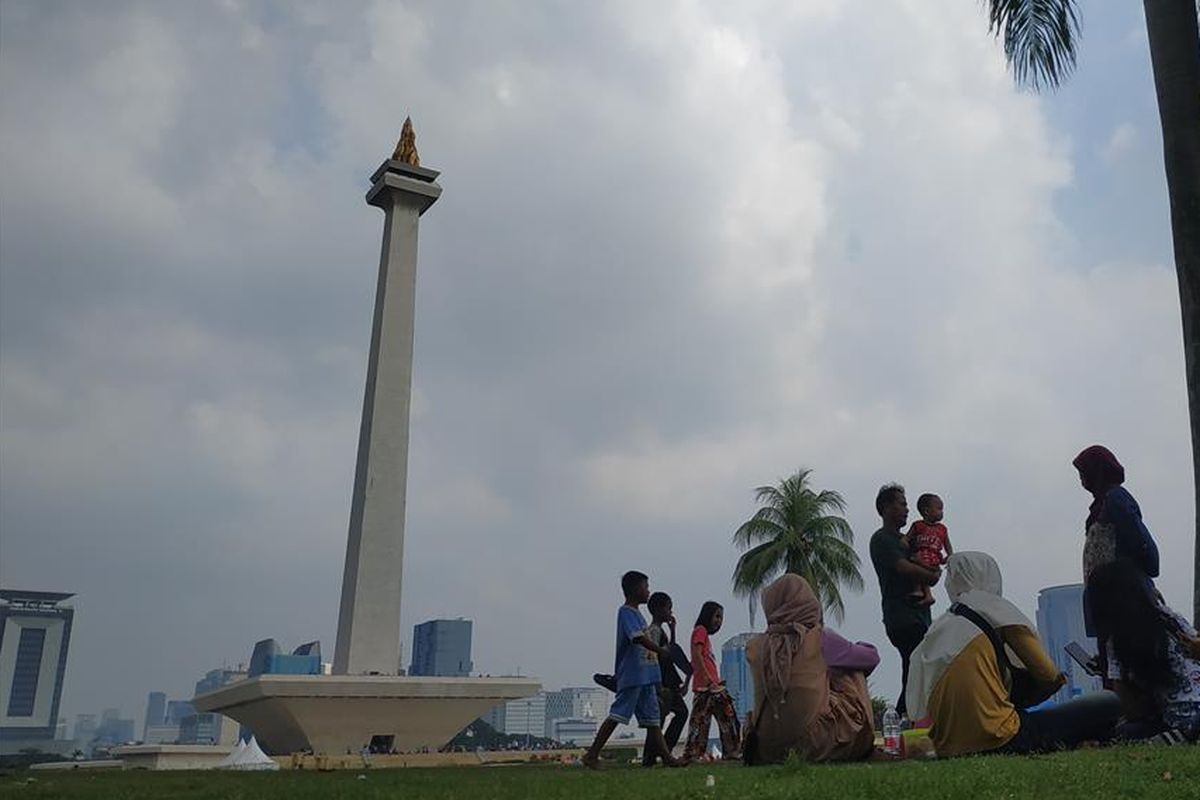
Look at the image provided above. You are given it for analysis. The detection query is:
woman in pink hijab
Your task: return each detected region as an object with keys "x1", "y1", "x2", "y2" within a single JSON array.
[{"x1": 744, "y1": 574, "x2": 879, "y2": 763}]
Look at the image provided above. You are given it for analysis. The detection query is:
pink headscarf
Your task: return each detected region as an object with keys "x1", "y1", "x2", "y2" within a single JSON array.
[{"x1": 760, "y1": 574, "x2": 822, "y2": 704}]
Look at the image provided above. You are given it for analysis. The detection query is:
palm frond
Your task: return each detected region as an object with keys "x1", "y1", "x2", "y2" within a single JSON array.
[
  {"x1": 732, "y1": 539, "x2": 788, "y2": 628},
  {"x1": 987, "y1": 0, "x2": 1080, "y2": 90},
  {"x1": 752, "y1": 485, "x2": 787, "y2": 510},
  {"x1": 807, "y1": 514, "x2": 856, "y2": 545},
  {"x1": 813, "y1": 489, "x2": 848, "y2": 515},
  {"x1": 731, "y1": 541, "x2": 787, "y2": 597},
  {"x1": 732, "y1": 515, "x2": 788, "y2": 548}
]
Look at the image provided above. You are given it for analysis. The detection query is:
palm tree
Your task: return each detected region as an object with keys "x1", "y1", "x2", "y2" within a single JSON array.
[
  {"x1": 984, "y1": 1, "x2": 1200, "y2": 624},
  {"x1": 732, "y1": 469, "x2": 863, "y2": 626}
]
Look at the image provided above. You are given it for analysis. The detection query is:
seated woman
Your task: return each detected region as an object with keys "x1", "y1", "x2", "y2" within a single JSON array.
[
  {"x1": 907, "y1": 552, "x2": 1120, "y2": 756},
  {"x1": 1089, "y1": 559, "x2": 1200, "y2": 743},
  {"x1": 744, "y1": 574, "x2": 878, "y2": 764}
]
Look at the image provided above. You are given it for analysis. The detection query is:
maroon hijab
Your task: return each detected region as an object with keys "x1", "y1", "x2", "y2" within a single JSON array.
[{"x1": 1072, "y1": 445, "x2": 1125, "y2": 526}]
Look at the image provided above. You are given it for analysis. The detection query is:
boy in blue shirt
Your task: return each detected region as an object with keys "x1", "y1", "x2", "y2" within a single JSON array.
[{"x1": 582, "y1": 570, "x2": 680, "y2": 769}]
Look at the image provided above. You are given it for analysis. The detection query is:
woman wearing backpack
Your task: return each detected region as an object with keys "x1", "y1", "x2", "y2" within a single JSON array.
[{"x1": 906, "y1": 552, "x2": 1120, "y2": 756}]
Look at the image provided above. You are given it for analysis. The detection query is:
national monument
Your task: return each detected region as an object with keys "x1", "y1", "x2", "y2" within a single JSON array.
[{"x1": 194, "y1": 120, "x2": 540, "y2": 755}]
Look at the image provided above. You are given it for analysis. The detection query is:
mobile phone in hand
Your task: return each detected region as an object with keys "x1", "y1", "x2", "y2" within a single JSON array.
[{"x1": 1065, "y1": 641, "x2": 1101, "y2": 677}]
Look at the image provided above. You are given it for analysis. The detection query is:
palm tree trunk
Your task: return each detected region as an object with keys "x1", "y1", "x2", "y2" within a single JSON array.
[{"x1": 1141, "y1": 1, "x2": 1200, "y2": 625}]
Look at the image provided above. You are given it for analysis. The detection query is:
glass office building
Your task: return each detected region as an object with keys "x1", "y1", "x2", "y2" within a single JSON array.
[
  {"x1": 1036, "y1": 583, "x2": 1103, "y2": 704},
  {"x1": 0, "y1": 590, "x2": 75, "y2": 753}
]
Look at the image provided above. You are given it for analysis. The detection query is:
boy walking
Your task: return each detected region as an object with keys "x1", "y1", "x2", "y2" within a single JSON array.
[
  {"x1": 643, "y1": 591, "x2": 690, "y2": 764},
  {"x1": 583, "y1": 571, "x2": 680, "y2": 769}
]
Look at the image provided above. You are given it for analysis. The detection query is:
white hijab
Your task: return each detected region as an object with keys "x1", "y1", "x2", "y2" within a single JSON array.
[{"x1": 905, "y1": 552, "x2": 1036, "y2": 719}]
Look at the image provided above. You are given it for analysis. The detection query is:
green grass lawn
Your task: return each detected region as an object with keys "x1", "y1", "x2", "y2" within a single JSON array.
[{"x1": 7, "y1": 745, "x2": 1198, "y2": 799}]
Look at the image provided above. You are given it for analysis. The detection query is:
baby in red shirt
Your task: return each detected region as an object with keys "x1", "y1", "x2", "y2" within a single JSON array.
[{"x1": 904, "y1": 493, "x2": 952, "y2": 607}]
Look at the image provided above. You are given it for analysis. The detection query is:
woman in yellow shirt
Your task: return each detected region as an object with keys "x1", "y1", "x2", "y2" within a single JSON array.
[{"x1": 906, "y1": 552, "x2": 1120, "y2": 756}]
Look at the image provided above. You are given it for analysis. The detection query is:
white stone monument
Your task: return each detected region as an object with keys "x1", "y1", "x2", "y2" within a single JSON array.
[
  {"x1": 333, "y1": 124, "x2": 440, "y2": 677},
  {"x1": 194, "y1": 120, "x2": 540, "y2": 755}
]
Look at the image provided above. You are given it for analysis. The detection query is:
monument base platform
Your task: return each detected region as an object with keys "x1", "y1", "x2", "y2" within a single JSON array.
[
  {"x1": 110, "y1": 744, "x2": 234, "y2": 771},
  {"x1": 193, "y1": 674, "x2": 541, "y2": 755}
]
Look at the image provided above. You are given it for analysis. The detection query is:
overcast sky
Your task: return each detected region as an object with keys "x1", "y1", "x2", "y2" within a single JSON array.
[{"x1": 1, "y1": 1, "x2": 1192, "y2": 732}]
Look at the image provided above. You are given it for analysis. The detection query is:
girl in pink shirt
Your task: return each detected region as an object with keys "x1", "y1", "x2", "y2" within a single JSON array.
[{"x1": 683, "y1": 602, "x2": 742, "y2": 761}]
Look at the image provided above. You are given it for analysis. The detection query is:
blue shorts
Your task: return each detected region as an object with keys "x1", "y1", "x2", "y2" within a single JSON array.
[{"x1": 608, "y1": 683, "x2": 661, "y2": 727}]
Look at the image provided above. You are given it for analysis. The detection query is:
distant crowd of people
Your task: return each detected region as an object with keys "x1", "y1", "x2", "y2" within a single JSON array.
[{"x1": 582, "y1": 444, "x2": 1199, "y2": 768}]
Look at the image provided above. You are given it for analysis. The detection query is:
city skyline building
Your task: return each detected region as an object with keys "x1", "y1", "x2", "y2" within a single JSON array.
[
  {"x1": 194, "y1": 667, "x2": 247, "y2": 696},
  {"x1": 543, "y1": 686, "x2": 607, "y2": 738},
  {"x1": 73, "y1": 713, "x2": 96, "y2": 747},
  {"x1": 543, "y1": 689, "x2": 573, "y2": 738},
  {"x1": 550, "y1": 716, "x2": 598, "y2": 745},
  {"x1": 500, "y1": 692, "x2": 547, "y2": 741},
  {"x1": 721, "y1": 633, "x2": 755, "y2": 723},
  {"x1": 409, "y1": 619, "x2": 473, "y2": 677},
  {"x1": 0, "y1": 589, "x2": 76, "y2": 754},
  {"x1": 481, "y1": 701, "x2": 506, "y2": 733},
  {"x1": 178, "y1": 711, "x2": 238, "y2": 746},
  {"x1": 93, "y1": 708, "x2": 135, "y2": 748},
  {"x1": 165, "y1": 700, "x2": 195, "y2": 726},
  {"x1": 143, "y1": 722, "x2": 181, "y2": 745},
  {"x1": 1036, "y1": 584, "x2": 1103, "y2": 704},
  {"x1": 143, "y1": 691, "x2": 166, "y2": 739}
]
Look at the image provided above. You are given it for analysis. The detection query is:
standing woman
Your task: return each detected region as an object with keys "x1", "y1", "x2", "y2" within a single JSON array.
[
  {"x1": 682, "y1": 602, "x2": 741, "y2": 761},
  {"x1": 1073, "y1": 446, "x2": 1161, "y2": 651}
]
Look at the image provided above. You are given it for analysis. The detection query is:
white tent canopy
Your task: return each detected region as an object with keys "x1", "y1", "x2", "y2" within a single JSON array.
[
  {"x1": 218, "y1": 736, "x2": 278, "y2": 771},
  {"x1": 215, "y1": 738, "x2": 246, "y2": 769}
]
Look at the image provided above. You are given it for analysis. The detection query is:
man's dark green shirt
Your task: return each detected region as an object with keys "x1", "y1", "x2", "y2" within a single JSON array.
[{"x1": 869, "y1": 527, "x2": 932, "y2": 632}]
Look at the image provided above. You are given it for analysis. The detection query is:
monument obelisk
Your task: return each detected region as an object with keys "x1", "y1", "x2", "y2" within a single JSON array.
[
  {"x1": 334, "y1": 119, "x2": 441, "y2": 676},
  {"x1": 194, "y1": 121, "x2": 538, "y2": 755}
]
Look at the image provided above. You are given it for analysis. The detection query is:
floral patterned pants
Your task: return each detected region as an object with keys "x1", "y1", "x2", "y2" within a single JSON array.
[{"x1": 683, "y1": 688, "x2": 741, "y2": 759}]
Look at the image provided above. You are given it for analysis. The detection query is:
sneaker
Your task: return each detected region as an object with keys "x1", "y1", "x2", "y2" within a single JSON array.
[
  {"x1": 592, "y1": 673, "x2": 617, "y2": 692},
  {"x1": 1153, "y1": 728, "x2": 1188, "y2": 746}
]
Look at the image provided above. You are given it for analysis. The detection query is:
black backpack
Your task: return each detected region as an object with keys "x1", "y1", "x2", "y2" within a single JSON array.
[{"x1": 950, "y1": 603, "x2": 1048, "y2": 710}]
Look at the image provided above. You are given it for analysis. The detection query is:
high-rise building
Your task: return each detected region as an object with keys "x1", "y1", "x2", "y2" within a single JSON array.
[
  {"x1": 186, "y1": 667, "x2": 246, "y2": 745},
  {"x1": 543, "y1": 687, "x2": 608, "y2": 738},
  {"x1": 501, "y1": 693, "x2": 546, "y2": 740},
  {"x1": 1036, "y1": 584, "x2": 1103, "y2": 704},
  {"x1": 193, "y1": 667, "x2": 247, "y2": 696},
  {"x1": 178, "y1": 712, "x2": 238, "y2": 746},
  {"x1": 408, "y1": 619, "x2": 473, "y2": 677},
  {"x1": 73, "y1": 713, "x2": 97, "y2": 747},
  {"x1": 93, "y1": 709, "x2": 135, "y2": 747},
  {"x1": 543, "y1": 689, "x2": 575, "y2": 738},
  {"x1": 143, "y1": 691, "x2": 167, "y2": 739},
  {"x1": 0, "y1": 590, "x2": 75, "y2": 754},
  {"x1": 550, "y1": 716, "x2": 598, "y2": 745},
  {"x1": 165, "y1": 700, "x2": 195, "y2": 726},
  {"x1": 481, "y1": 702, "x2": 506, "y2": 732},
  {"x1": 143, "y1": 723, "x2": 181, "y2": 744},
  {"x1": 721, "y1": 633, "x2": 755, "y2": 723}
]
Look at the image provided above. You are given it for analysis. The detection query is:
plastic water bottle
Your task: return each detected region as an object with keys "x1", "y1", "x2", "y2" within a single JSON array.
[{"x1": 882, "y1": 706, "x2": 901, "y2": 756}]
